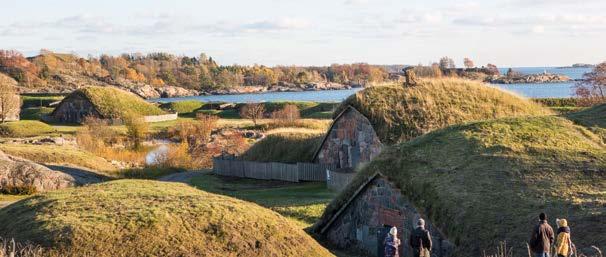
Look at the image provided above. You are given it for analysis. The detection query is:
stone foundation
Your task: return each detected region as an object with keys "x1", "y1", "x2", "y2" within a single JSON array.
[{"x1": 324, "y1": 177, "x2": 454, "y2": 257}]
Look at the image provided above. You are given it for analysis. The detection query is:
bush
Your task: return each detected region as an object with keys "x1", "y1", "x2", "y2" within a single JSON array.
[
  {"x1": 123, "y1": 114, "x2": 149, "y2": 150},
  {"x1": 0, "y1": 121, "x2": 55, "y2": 137}
]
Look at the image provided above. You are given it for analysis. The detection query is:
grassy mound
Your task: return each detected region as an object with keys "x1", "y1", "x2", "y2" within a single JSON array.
[
  {"x1": 566, "y1": 103, "x2": 606, "y2": 142},
  {"x1": 55, "y1": 86, "x2": 166, "y2": 119},
  {"x1": 335, "y1": 78, "x2": 552, "y2": 144},
  {"x1": 0, "y1": 121, "x2": 55, "y2": 137},
  {"x1": 159, "y1": 100, "x2": 204, "y2": 114},
  {"x1": 241, "y1": 133, "x2": 324, "y2": 163},
  {"x1": 0, "y1": 180, "x2": 333, "y2": 257},
  {"x1": 0, "y1": 144, "x2": 116, "y2": 172},
  {"x1": 317, "y1": 116, "x2": 606, "y2": 255}
]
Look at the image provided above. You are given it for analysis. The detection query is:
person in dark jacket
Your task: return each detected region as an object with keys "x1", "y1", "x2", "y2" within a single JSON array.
[
  {"x1": 529, "y1": 213, "x2": 555, "y2": 257},
  {"x1": 409, "y1": 218, "x2": 432, "y2": 257},
  {"x1": 384, "y1": 226, "x2": 401, "y2": 257}
]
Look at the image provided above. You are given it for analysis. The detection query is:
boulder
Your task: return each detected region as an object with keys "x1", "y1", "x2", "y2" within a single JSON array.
[
  {"x1": 131, "y1": 84, "x2": 161, "y2": 99},
  {"x1": 157, "y1": 85, "x2": 199, "y2": 98},
  {"x1": 0, "y1": 151, "x2": 76, "y2": 192}
]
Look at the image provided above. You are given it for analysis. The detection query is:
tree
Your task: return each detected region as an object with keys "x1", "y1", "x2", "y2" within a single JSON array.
[
  {"x1": 464, "y1": 58, "x2": 474, "y2": 69},
  {"x1": 486, "y1": 63, "x2": 500, "y2": 76},
  {"x1": 439, "y1": 56, "x2": 455, "y2": 70},
  {"x1": 123, "y1": 113, "x2": 149, "y2": 150},
  {"x1": 0, "y1": 75, "x2": 19, "y2": 123},
  {"x1": 271, "y1": 104, "x2": 300, "y2": 122},
  {"x1": 240, "y1": 103, "x2": 265, "y2": 126},
  {"x1": 575, "y1": 62, "x2": 606, "y2": 105}
]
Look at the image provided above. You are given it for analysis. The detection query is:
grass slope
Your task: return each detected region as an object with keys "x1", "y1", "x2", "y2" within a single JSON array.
[
  {"x1": 59, "y1": 86, "x2": 166, "y2": 119},
  {"x1": 240, "y1": 132, "x2": 324, "y2": 163},
  {"x1": 317, "y1": 116, "x2": 606, "y2": 256},
  {"x1": 566, "y1": 103, "x2": 606, "y2": 142},
  {"x1": 336, "y1": 78, "x2": 552, "y2": 144},
  {"x1": 0, "y1": 121, "x2": 55, "y2": 137},
  {"x1": 159, "y1": 100, "x2": 204, "y2": 114},
  {"x1": 0, "y1": 144, "x2": 115, "y2": 172},
  {"x1": 0, "y1": 180, "x2": 334, "y2": 257}
]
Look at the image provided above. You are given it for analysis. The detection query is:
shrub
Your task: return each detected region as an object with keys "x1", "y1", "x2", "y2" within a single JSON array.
[
  {"x1": 239, "y1": 103, "x2": 265, "y2": 125},
  {"x1": 271, "y1": 104, "x2": 300, "y2": 122},
  {"x1": 0, "y1": 121, "x2": 55, "y2": 137},
  {"x1": 123, "y1": 114, "x2": 148, "y2": 150}
]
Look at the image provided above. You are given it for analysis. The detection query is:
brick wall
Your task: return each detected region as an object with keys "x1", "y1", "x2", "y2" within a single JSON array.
[{"x1": 325, "y1": 177, "x2": 454, "y2": 257}]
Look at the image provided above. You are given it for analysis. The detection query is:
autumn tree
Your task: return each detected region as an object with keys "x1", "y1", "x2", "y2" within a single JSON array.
[
  {"x1": 464, "y1": 58, "x2": 474, "y2": 69},
  {"x1": 0, "y1": 75, "x2": 19, "y2": 123},
  {"x1": 271, "y1": 104, "x2": 300, "y2": 122},
  {"x1": 439, "y1": 56, "x2": 455, "y2": 70},
  {"x1": 123, "y1": 113, "x2": 149, "y2": 150},
  {"x1": 240, "y1": 103, "x2": 265, "y2": 126},
  {"x1": 575, "y1": 62, "x2": 606, "y2": 106}
]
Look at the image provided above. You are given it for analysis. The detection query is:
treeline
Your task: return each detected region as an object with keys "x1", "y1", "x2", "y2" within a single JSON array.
[{"x1": 0, "y1": 49, "x2": 389, "y2": 91}]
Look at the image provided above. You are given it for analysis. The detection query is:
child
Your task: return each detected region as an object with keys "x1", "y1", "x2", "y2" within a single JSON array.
[{"x1": 555, "y1": 219, "x2": 573, "y2": 257}]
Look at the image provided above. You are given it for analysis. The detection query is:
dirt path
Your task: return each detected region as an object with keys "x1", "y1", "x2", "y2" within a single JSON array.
[{"x1": 159, "y1": 171, "x2": 204, "y2": 183}]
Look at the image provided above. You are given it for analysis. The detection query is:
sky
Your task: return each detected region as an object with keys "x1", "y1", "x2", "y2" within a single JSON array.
[{"x1": 2, "y1": 0, "x2": 606, "y2": 67}]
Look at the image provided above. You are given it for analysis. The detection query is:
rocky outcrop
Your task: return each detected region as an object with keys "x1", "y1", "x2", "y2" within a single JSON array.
[
  {"x1": 131, "y1": 84, "x2": 161, "y2": 99},
  {"x1": 0, "y1": 151, "x2": 75, "y2": 192},
  {"x1": 487, "y1": 73, "x2": 571, "y2": 84},
  {"x1": 156, "y1": 85, "x2": 199, "y2": 98}
]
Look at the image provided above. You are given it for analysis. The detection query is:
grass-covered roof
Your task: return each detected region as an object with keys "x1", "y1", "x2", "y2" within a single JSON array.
[
  {"x1": 334, "y1": 78, "x2": 552, "y2": 144},
  {"x1": 240, "y1": 132, "x2": 324, "y2": 163},
  {"x1": 56, "y1": 86, "x2": 166, "y2": 118},
  {"x1": 0, "y1": 180, "x2": 333, "y2": 257},
  {"x1": 316, "y1": 116, "x2": 606, "y2": 256}
]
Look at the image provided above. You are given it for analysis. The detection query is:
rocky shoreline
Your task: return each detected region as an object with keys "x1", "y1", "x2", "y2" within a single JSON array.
[{"x1": 487, "y1": 73, "x2": 572, "y2": 84}]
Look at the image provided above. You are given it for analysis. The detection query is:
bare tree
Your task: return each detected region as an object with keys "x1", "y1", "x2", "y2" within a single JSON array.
[
  {"x1": 240, "y1": 103, "x2": 265, "y2": 126},
  {"x1": 0, "y1": 76, "x2": 19, "y2": 123},
  {"x1": 576, "y1": 62, "x2": 606, "y2": 106},
  {"x1": 464, "y1": 58, "x2": 475, "y2": 69},
  {"x1": 439, "y1": 56, "x2": 455, "y2": 70}
]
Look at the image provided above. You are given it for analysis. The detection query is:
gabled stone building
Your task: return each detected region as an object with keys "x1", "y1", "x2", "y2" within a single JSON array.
[
  {"x1": 316, "y1": 173, "x2": 453, "y2": 257},
  {"x1": 313, "y1": 106, "x2": 382, "y2": 171}
]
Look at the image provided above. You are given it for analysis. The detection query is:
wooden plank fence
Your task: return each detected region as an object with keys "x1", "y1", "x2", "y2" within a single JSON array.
[
  {"x1": 213, "y1": 158, "x2": 335, "y2": 182},
  {"x1": 326, "y1": 170, "x2": 356, "y2": 191},
  {"x1": 213, "y1": 158, "x2": 334, "y2": 182}
]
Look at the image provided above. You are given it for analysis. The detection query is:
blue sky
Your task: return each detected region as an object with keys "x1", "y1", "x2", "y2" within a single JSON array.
[{"x1": 2, "y1": 0, "x2": 605, "y2": 67}]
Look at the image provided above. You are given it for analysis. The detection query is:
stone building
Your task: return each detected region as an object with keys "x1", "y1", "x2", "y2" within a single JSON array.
[
  {"x1": 50, "y1": 92, "x2": 102, "y2": 123},
  {"x1": 317, "y1": 173, "x2": 454, "y2": 257},
  {"x1": 313, "y1": 106, "x2": 382, "y2": 171}
]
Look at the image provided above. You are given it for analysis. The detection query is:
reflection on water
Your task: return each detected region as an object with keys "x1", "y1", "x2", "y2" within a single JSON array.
[{"x1": 145, "y1": 144, "x2": 169, "y2": 165}]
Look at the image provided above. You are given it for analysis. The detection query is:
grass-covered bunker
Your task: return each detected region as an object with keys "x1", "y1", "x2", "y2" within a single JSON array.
[
  {"x1": 315, "y1": 116, "x2": 606, "y2": 257},
  {"x1": 49, "y1": 86, "x2": 168, "y2": 123},
  {"x1": 314, "y1": 78, "x2": 551, "y2": 172},
  {"x1": 0, "y1": 180, "x2": 334, "y2": 257}
]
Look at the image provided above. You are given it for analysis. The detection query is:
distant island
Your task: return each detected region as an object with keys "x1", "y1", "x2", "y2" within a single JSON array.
[{"x1": 557, "y1": 63, "x2": 595, "y2": 69}]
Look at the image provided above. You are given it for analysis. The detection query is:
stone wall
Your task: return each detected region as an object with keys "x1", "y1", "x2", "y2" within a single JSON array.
[
  {"x1": 325, "y1": 177, "x2": 454, "y2": 257},
  {"x1": 316, "y1": 107, "x2": 382, "y2": 169},
  {"x1": 143, "y1": 113, "x2": 178, "y2": 123}
]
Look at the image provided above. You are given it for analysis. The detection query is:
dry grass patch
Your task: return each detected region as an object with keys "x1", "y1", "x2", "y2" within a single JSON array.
[{"x1": 0, "y1": 144, "x2": 115, "y2": 173}]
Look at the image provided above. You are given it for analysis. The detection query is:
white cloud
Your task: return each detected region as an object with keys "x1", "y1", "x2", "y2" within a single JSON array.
[{"x1": 344, "y1": 0, "x2": 369, "y2": 5}]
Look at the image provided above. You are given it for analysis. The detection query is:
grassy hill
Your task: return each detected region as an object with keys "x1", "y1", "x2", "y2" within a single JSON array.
[
  {"x1": 0, "y1": 121, "x2": 55, "y2": 137},
  {"x1": 53, "y1": 86, "x2": 166, "y2": 119},
  {"x1": 316, "y1": 116, "x2": 606, "y2": 256},
  {"x1": 566, "y1": 103, "x2": 606, "y2": 142},
  {"x1": 335, "y1": 78, "x2": 552, "y2": 144},
  {"x1": 240, "y1": 132, "x2": 324, "y2": 163},
  {"x1": 0, "y1": 180, "x2": 333, "y2": 257}
]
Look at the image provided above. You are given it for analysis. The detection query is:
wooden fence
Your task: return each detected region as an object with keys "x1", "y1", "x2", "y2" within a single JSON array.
[
  {"x1": 326, "y1": 170, "x2": 356, "y2": 191},
  {"x1": 213, "y1": 158, "x2": 336, "y2": 182}
]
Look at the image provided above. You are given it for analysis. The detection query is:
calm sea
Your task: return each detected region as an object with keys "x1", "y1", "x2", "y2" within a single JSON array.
[{"x1": 151, "y1": 67, "x2": 591, "y2": 103}]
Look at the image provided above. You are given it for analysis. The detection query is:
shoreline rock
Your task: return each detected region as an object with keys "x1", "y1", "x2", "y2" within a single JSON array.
[{"x1": 487, "y1": 73, "x2": 571, "y2": 84}]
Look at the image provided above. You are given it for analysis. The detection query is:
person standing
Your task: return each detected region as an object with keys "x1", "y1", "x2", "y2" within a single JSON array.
[
  {"x1": 529, "y1": 213, "x2": 555, "y2": 257},
  {"x1": 409, "y1": 218, "x2": 432, "y2": 257},
  {"x1": 384, "y1": 226, "x2": 401, "y2": 257},
  {"x1": 555, "y1": 219, "x2": 573, "y2": 257}
]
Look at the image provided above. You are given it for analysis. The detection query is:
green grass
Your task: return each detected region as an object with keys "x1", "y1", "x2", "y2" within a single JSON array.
[
  {"x1": 240, "y1": 132, "x2": 324, "y2": 163},
  {"x1": 119, "y1": 167, "x2": 186, "y2": 179},
  {"x1": 0, "y1": 120, "x2": 55, "y2": 137},
  {"x1": 159, "y1": 100, "x2": 204, "y2": 114},
  {"x1": 0, "y1": 180, "x2": 333, "y2": 257},
  {"x1": 20, "y1": 107, "x2": 54, "y2": 120},
  {"x1": 317, "y1": 116, "x2": 606, "y2": 256},
  {"x1": 196, "y1": 109, "x2": 240, "y2": 118},
  {"x1": 0, "y1": 144, "x2": 115, "y2": 173},
  {"x1": 21, "y1": 95, "x2": 64, "y2": 108},
  {"x1": 533, "y1": 97, "x2": 583, "y2": 107},
  {"x1": 190, "y1": 172, "x2": 336, "y2": 227},
  {"x1": 566, "y1": 103, "x2": 606, "y2": 129},
  {"x1": 336, "y1": 78, "x2": 552, "y2": 144},
  {"x1": 54, "y1": 86, "x2": 166, "y2": 120}
]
